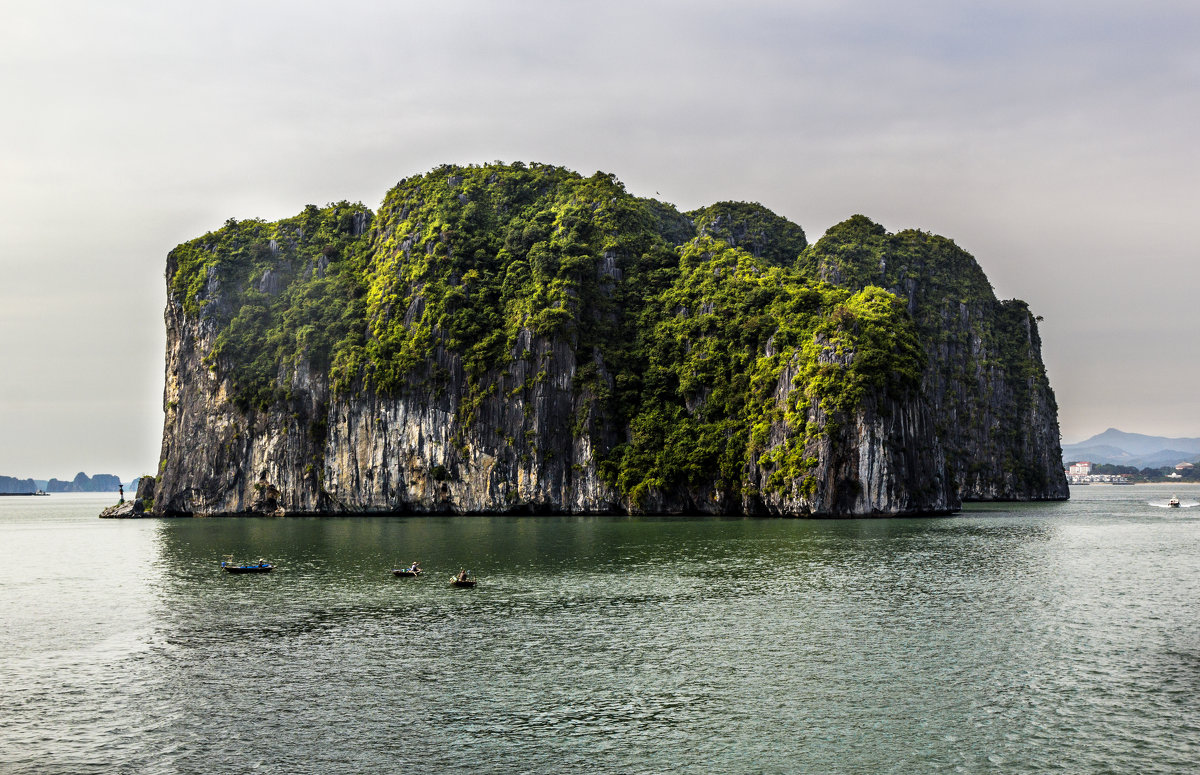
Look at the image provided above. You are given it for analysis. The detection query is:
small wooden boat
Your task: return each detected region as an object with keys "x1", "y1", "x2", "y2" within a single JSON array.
[
  {"x1": 392, "y1": 568, "x2": 423, "y2": 577},
  {"x1": 221, "y1": 555, "x2": 273, "y2": 573},
  {"x1": 450, "y1": 574, "x2": 477, "y2": 588}
]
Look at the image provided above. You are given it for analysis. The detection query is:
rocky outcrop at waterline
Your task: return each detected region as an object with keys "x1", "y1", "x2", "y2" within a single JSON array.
[
  {"x1": 99, "y1": 476, "x2": 155, "y2": 518},
  {"x1": 144, "y1": 162, "x2": 1066, "y2": 517}
]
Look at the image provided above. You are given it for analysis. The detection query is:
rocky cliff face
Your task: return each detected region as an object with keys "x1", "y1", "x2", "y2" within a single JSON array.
[
  {"x1": 801, "y1": 216, "x2": 1068, "y2": 500},
  {"x1": 151, "y1": 163, "x2": 1061, "y2": 517}
]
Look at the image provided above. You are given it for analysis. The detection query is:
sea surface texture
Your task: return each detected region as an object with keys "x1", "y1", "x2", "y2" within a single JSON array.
[{"x1": 2, "y1": 487, "x2": 1198, "y2": 774}]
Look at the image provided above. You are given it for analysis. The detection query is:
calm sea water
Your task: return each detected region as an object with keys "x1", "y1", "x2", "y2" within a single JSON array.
[{"x1": 2, "y1": 487, "x2": 1199, "y2": 774}]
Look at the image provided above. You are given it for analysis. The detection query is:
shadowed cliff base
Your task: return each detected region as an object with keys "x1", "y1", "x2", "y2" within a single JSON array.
[{"x1": 146, "y1": 162, "x2": 1066, "y2": 518}]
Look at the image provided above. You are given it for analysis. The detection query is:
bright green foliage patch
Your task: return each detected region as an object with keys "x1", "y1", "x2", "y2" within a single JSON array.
[
  {"x1": 602, "y1": 239, "x2": 922, "y2": 504},
  {"x1": 348, "y1": 163, "x2": 682, "y2": 397}
]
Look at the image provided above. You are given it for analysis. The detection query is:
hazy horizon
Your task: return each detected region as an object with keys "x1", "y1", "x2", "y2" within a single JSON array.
[{"x1": 4, "y1": 1, "x2": 1199, "y2": 479}]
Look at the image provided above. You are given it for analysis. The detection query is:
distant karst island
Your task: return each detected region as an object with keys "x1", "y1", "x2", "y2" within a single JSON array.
[
  {"x1": 135, "y1": 162, "x2": 1067, "y2": 518},
  {"x1": 2, "y1": 472, "x2": 121, "y2": 494}
]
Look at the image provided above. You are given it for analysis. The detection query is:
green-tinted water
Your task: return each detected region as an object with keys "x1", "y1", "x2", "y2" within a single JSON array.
[{"x1": 3, "y1": 487, "x2": 1199, "y2": 773}]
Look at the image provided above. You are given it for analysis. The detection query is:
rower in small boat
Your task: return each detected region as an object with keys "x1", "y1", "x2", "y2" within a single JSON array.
[
  {"x1": 393, "y1": 561, "x2": 422, "y2": 577},
  {"x1": 221, "y1": 554, "x2": 274, "y2": 573},
  {"x1": 451, "y1": 569, "x2": 477, "y2": 587}
]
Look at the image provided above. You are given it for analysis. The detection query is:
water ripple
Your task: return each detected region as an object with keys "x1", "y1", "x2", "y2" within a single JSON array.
[{"x1": 4, "y1": 490, "x2": 1200, "y2": 773}]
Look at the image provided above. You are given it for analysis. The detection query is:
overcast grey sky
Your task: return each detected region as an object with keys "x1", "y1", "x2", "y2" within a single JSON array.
[{"x1": 2, "y1": 0, "x2": 1198, "y2": 480}]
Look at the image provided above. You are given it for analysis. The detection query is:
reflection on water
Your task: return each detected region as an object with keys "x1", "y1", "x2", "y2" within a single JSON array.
[{"x1": 2, "y1": 488, "x2": 1200, "y2": 773}]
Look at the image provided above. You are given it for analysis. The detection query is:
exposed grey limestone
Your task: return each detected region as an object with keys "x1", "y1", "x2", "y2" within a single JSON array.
[{"x1": 99, "y1": 499, "x2": 145, "y2": 518}]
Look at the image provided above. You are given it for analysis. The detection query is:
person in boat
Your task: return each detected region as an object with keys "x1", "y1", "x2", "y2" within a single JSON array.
[
  {"x1": 457, "y1": 568, "x2": 468, "y2": 582},
  {"x1": 409, "y1": 561, "x2": 421, "y2": 573}
]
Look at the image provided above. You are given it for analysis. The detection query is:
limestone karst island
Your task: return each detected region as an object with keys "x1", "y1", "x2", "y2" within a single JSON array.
[{"x1": 139, "y1": 162, "x2": 1067, "y2": 518}]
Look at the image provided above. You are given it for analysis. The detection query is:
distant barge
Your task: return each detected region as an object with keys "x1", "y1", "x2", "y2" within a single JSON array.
[{"x1": 0, "y1": 491, "x2": 48, "y2": 496}]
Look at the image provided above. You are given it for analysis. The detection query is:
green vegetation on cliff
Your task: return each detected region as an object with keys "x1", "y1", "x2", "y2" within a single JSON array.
[
  {"x1": 347, "y1": 164, "x2": 682, "y2": 397},
  {"x1": 607, "y1": 238, "x2": 922, "y2": 503},
  {"x1": 689, "y1": 201, "x2": 807, "y2": 264},
  {"x1": 168, "y1": 203, "x2": 373, "y2": 410},
  {"x1": 801, "y1": 214, "x2": 1059, "y2": 496},
  {"x1": 167, "y1": 162, "x2": 1055, "y2": 504}
]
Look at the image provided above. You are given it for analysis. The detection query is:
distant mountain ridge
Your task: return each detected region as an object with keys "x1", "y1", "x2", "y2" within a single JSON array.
[
  {"x1": 0, "y1": 472, "x2": 123, "y2": 493},
  {"x1": 1062, "y1": 428, "x2": 1200, "y2": 468}
]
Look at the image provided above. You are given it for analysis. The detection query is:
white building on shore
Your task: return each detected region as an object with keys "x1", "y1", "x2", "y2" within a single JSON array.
[{"x1": 1064, "y1": 460, "x2": 1132, "y2": 485}]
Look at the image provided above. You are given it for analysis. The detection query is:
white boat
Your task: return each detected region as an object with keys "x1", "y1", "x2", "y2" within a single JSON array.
[{"x1": 1168, "y1": 496, "x2": 1180, "y2": 508}]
